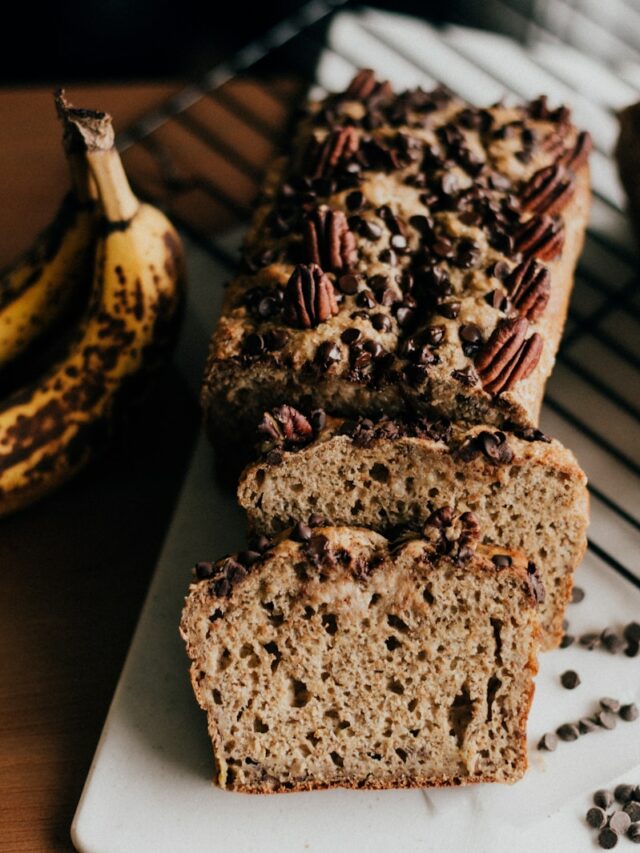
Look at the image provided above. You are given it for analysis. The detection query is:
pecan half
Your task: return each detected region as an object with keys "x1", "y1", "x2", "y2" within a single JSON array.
[
  {"x1": 283, "y1": 264, "x2": 339, "y2": 328},
  {"x1": 514, "y1": 215, "x2": 564, "y2": 261},
  {"x1": 559, "y1": 130, "x2": 592, "y2": 173},
  {"x1": 258, "y1": 404, "x2": 314, "y2": 449},
  {"x1": 505, "y1": 258, "x2": 551, "y2": 321},
  {"x1": 304, "y1": 206, "x2": 356, "y2": 273},
  {"x1": 343, "y1": 69, "x2": 393, "y2": 103},
  {"x1": 475, "y1": 317, "x2": 543, "y2": 394},
  {"x1": 304, "y1": 127, "x2": 360, "y2": 180},
  {"x1": 520, "y1": 164, "x2": 574, "y2": 216}
]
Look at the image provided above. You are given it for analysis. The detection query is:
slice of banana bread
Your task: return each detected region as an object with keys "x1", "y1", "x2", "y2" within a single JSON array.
[
  {"x1": 180, "y1": 518, "x2": 541, "y2": 793},
  {"x1": 238, "y1": 408, "x2": 588, "y2": 648},
  {"x1": 201, "y1": 71, "x2": 591, "y2": 452}
]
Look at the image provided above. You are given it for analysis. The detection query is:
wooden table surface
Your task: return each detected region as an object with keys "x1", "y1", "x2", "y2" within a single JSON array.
[{"x1": 0, "y1": 76, "x2": 303, "y2": 853}]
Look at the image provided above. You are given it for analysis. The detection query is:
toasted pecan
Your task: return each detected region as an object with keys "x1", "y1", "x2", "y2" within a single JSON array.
[
  {"x1": 283, "y1": 264, "x2": 339, "y2": 328},
  {"x1": 304, "y1": 206, "x2": 357, "y2": 273}
]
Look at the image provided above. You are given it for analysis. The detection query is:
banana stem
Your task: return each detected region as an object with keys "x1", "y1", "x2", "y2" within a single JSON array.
[{"x1": 54, "y1": 89, "x2": 139, "y2": 223}]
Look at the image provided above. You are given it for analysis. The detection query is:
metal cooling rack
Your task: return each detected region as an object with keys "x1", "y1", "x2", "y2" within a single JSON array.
[{"x1": 116, "y1": 1, "x2": 640, "y2": 600}]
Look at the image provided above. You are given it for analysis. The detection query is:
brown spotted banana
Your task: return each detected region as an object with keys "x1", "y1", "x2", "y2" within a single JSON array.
[{"x1": 0, "y1": 95, "x2": 184, "y2": 517}]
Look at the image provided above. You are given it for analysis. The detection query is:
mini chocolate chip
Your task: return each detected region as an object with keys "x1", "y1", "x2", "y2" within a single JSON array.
[
  {"x1": 360, "y1": 220, "x2": 382, "y2": 240},
  {"x1": 492, "y1": 554, "x2": 512, "y2": 568},
  {"x1": 571, "y1": 586, "x2": 585, "y2": 603},
  {"x1": 356, "y1": 289, "x2": 377, "y2": 309},
  {"x1": 243, "y1": 333, "x2": 265, "y2": 356},
  {"x1": 437, "y1": 301, "x2": 461, "y2": 319},
  {"x1": 346, "y1": 190, "x2": 364, "y2": 211},
  {"x1": 264, "y1": 329, "x2": 288, "y2": 351},
  {"x1": 610, "y1": 811, "x2": 632, "y2": 835},
  {"x1": 459, "y1": 323, "x2": 482, "y2": 343},
  {"x1": 409, "y1": 213, "x2": 433, "y2": 234},
  {"x1": 620, "y1": 703, "x2": 639, "y2": 722},
  {"x1": 598, "y1": 827, "x2": 619, "y2": 849},
  {"x1": 595, "y1": 790, "x2": 615, "y2": 810},
  {"x1": 579, "y1": 717, "x2": 598, "y2": 734},
  {"x1": 600, "y1": 698, "x2": 621, "y2": 713},
  {"x1": 249, "y1": 534, "x2": 272, "y2": 554},
  {"x1": 395, "y1": 305, "x2": 416, "y2": 328},
  {"x1": 560, "y1": 670, "x2": 581, "y2": 689},
  {"x1": 587, "y1": 807, "x2": 608, "y2": 829},
  {"x1": 625, "y1": 803, "x2": 640, "y2": 822},
  {"x1": 596, "y1": 710, "x2": 618, "y2": 730},
  {"x1": 371, "y1": 313, "x2": 391, "y2": 332},
  {"x1": 364, "y1": 339, "x2": 384, "y2": 358},
  {"x1": 195, "y1": 561, "x2": 215, "y2": 580},
  {"x1": 615, "y1": 784, "x2": 635, "y2": 804},
  {"x1": 379, "y1": 248, "x2": 397, "y2": 265},
  {"x1": 341, "y1": 327, "x2": 361, "y2": 344},
  {"x1": 338, "y1": 274, "x2": 360, "y2": 294},
  {"x1": 556, "y1": 722, "x2": 580, "y2": 742},
  {"x1": 560, "y1": 634, "x2": 575, "y2": 648},
  {"x1": 292, "y1": 521, "x2": 312, "y2": 542},
  {"x1": 537, "y1": 732, "x2": 558, "y2": 751},
  {"x1": 629, "y1": 823, "x2": 640, "y2": 843},
  {"x1": 579, "y1": 632, "x2": 601, "y2": 650}
]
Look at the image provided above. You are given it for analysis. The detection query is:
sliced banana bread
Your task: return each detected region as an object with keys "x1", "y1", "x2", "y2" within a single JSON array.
[
  {"x1": 201, "y1": 71, "x2": 591, "y2": 452},
  {"x1": 180, "y1": 517, "x2": 541, "y2": 793},
  {"x1": 238, "y1": 408, "x2": 588, "y2": 648}
]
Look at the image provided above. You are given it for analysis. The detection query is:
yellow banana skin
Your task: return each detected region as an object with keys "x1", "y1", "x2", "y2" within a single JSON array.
[
  {"x1": 0, "y1": 195, "x2": 96, "y2": 369},
  {"x1": 0, "y1": 203, "x2": 183, "y2": 517}
]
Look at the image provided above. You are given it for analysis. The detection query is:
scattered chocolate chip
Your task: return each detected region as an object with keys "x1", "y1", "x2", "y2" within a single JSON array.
[
  {"x1": 537, "y1": 732, "x2": 558, "y2": 751},
  {"x1": 598, "y1": 826, "x2": 619, "y2": 849},
  {"x1": 620, "y1": 703, "x2": 639, "y2": 722},
  {"x1": 579, "y1": 717, "x2": 598, "y2": 734},
  {"x1": 556, "y1": 722, "x2": 580, "y2": 742},
  {"x1": 625, "y1": 803, "x2": 640, "y2": 822},
  {"x1": 560, "y1": 670, "x2": 581, "y2": 690},
  {"x1": 587, "y1": 807, "x2": 608, "y2": 829},
  {"x1": 579, "y1": 632, "x2": 601, "y2": 650},
  {"x1": 560, "y1": 634, "x2": 575, "y2": 649},
  {"x1": 615, "y1": 784, "x2": 636, "y2": 804},
  {"x1": 600, "y1": 698, "x2": 621, "y2": 713},
  {"x1": 595, "y1": 790, "x2": 615, "y2": 810},
  {"x1": 624, "y1": 622, "x2": 640, "y2": 644},
  {"x1": 595, "y1": 710, "x2": 618, "y2": 730},
  {"x1": 602, "y1": 628, "x2": 626, "y2": 655},
  {"x1": 629, "y1": 823, "x2": 640, "y2": 843},
  {"x1": 571, "y1": 586, "x2": 585, "y2": 603},
  {"x1": 610, "y1": 811, "x2": 632, "y2": 835},
  {"x1": 625, "y1": 641, "x2": 640, "y2": 658}
]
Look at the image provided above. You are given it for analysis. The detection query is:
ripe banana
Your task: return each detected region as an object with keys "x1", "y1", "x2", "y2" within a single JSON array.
[
  {"x1": 0, "y1": 124, "x2": 96, "y2": 369},
  {"x1": 0, "y1": 96, "x2": 184, "y2": 517}
]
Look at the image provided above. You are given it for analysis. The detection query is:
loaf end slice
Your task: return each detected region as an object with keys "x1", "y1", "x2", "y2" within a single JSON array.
[
  {"x1": 238, "y1": 410, "x2": 588, "y2": 649},
  {"x1": 180, "y1": 521, "x2": 541, "y2": 793}
]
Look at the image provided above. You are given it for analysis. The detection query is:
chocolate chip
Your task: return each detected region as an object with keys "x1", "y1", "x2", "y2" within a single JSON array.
[
  {"x1": 560, "y1": 670, "x2": 581, "y2": 690},
  {"x1": 195, "y1": 561, "x2": 215, "y2": 580},
  {"x1": 537, "y1": 732, "x2": 558, "y2": 751},
  {"x1": 595, "y1": 710, "x2": 618, "y2": 730},
  {"x1": 487, "y1": 260, "x2": 510, "y2": 280},
  {"x1": 459, "y1": 323, "x2": 482, "y2": 343},
  {"x1": 242, "y1": 333, "x2": 265, "y2": 356},
  {"x1": 304, "y1": 533, "x2": 334, "y2": 567},
  {"x1": 432, "y1": 236, "x2": 455, "y2": 258},
  {"x1": 395, "y1": 305, "x2": 416, "y2": 328},
  {"x1": 437, "y1": 301, "x2": 460, "y2": 319},
  {"x1": 587, "y1": 807, "x2": 608, "y2": 829},
  {"x1": 492, "y1": 554, "x2": 512, "y2": 568},
  {"x1": 620, "y1": 703, "x2": 639, "y2": 722},
  {"x1": 249, "y1": 534, "x2": 272, "y2": 554},
  {"x1": 571, "y1": 586, "x2": 585, "y2": 603},
  {"x1": 341, "y1": 327, "x2": 361, "y2": 344},
  {"x1": 356, "y1": 289, "x2": 377, "y2": 309},
  {"x1": 292, "y1": 521, "x2": 312, "y2": 542},
  {"x1": 390, "y1": 234, "x2": 407, "y2": 250},
  {"x1": 633, "y1": 786, "x2": 640, "y2": 801},
  {"x1": 615, "y1": 785, "x2": 635, "y2": 804},
  {"x1": 338, "y1": 274, "x2": 360, "y2": 294},
  {"x1": 595, "y1": 790, "x2": 615, "y2": 810},
  {"x1": 598, "y1": 827, "x2": 619, "y2": 849},
  {"x1": 346, "y1": 190, "x2": 364, "y2": 211},
  {"x1": 425, "y1": 325, "x2": 445, "y2": 346},
  {"x1": 579, "y1": 717, "x2": 598, "y2": 734},
  {"x1": 625, "y1": 640, "x2": 640, "y2": 658},
  {"x1": 624, "y1": 622, "x2": 640, "y2": 644},
  {"x1": 360, "y1": 220, "x2": 382, "y2": 240},
  {"x1": 600, "y1": 698, "x2": 621, "y2": 713},
  {"x1": 309, "y1": 409, "x2": 326, "y2": 432},
  {"x1": 579, "y1": 632, "x2": 601, "y2": 650},
  {"x1": 236, "y1": 550, "x2": 262, "y2": 566},
  {"x1": 625, "y1": 803, "x2": 640, "y2": 822},
  {"x1": 560, "y1": 634, "x2": 575, "y2": 648},
  {"x1": 556, "y1": 722, "x2": 580, "y2": 742},
  {"x1": 378, "y1": 248, "x2": 397, "y2": 265},
  {"x1": 264, "y1": 329, "x2": 288, "y2": 351},
  {"x1": 602, "y1": 628, "x2": 626, "y2": 655},
  {"x1": 610, "y1": 811, "x2": 632, "y2": 835},
  {"x1": 371, "y1": 312, "x2": 391, "y2": 332},
  {"x1": 409, "y1": 213, "x2": 433, "y2": 234},
  {"x1": 308, "y1": 512, "x2": 329, "y2": 527},
  {"x1": 315, "y1": 341, "x2": 342, "y2": 370},
  {"x1": 629, "y1": 823, "x2": 640, "y2": 843}
]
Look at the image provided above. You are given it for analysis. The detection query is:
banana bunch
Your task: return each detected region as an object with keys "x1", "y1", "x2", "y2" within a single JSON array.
[{"x1": 0, "y1": 92, "x2": 184, "y2": 517}]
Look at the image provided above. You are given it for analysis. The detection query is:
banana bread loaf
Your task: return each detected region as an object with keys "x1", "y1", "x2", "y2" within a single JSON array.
[
  {"x1": 237, "y1": 407, "x2": 588, "y2": 649},
  {"x1": 180, "y1": 517, "x2": 541, "y2": 793},
  {"x1": 202, "y1": 71, "x2": 591, "y2": 451}
]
